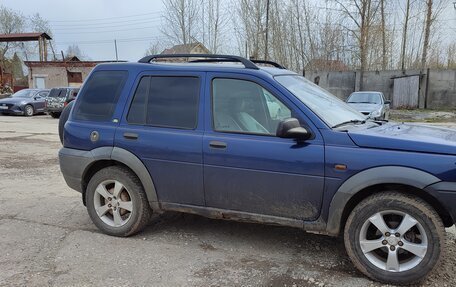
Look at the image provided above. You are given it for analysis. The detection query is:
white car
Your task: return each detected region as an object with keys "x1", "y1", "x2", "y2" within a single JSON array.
[{"x1": 346, "y1": 91, "x2": 390, "y2": 120}]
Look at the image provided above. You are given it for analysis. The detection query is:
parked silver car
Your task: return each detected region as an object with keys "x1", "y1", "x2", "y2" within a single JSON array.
[{"x1": 346, "y1": 91, "x2": 390, "y2": 120}]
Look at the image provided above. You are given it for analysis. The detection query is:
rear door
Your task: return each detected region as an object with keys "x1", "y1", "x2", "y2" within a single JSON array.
[
  {"x1": 46, "y1": 88, "x2": 64, "y2": 110},
  {"x1": 65, "y1": 70, "x2": 129, "y2": 149},
  {"x1": 115, "y1": 71, "x2": 206, "y2": 206}
]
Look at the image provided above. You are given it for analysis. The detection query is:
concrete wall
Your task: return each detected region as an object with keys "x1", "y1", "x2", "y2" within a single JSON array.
[
  {"x1": 304, "y1": 69, "x2": 456, "y2": 109},
  {"x1": 28, "y1": 66, "x2": 94, "y2": 89},
  {"x1": 426, "y1": 69, "x2": 456, "y2": 109},
  {"x1": 305, "y1": 71, "x2": 355, "y2": 99}
]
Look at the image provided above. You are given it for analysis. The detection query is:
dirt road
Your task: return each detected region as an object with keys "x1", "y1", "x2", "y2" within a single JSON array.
[{"x1": 0, "y1": 115, "x2": 455, "y2": 286}]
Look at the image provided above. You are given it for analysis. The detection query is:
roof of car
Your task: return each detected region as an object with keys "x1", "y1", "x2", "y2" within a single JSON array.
[
  {"x1": 49, "y1": 87, "x2": 80, "y2": 90},
  {"x1": 93, "y1": 61, "x2": 297, "y2": 77},
  {"x1": 21, "y1": 88, "x2": 41, "y2": 91}
]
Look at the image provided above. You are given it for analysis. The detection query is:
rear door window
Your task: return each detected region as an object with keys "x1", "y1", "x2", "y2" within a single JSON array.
[
  {"x1": 73, "y1": 71, "x2": 128, "y2": 121},
  {"x1": 127, "y1": 76, "x2": 200, "y2": 129},
  {"x1": 48, "y1": 88, "x2": 65, "y2": 98}
]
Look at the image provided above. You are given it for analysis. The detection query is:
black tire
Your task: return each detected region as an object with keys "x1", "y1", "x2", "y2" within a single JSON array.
[
  {"x1": 85, "y1": 166, "x2": 152, "y2": 237},
  {"x1": 344, "y1": 192, "x2": 445, "y2": 285},
  {"x1": 58, "y1": 101, "x2": 74, "y2": 144},
  {"x1": 24, "y1": 105, "x2": 34, "y2": 117},
  {"x1": 50, "y1": 112, "x2": 61, "y2": 119}
]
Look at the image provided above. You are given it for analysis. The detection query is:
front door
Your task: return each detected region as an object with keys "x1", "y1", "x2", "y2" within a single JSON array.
[
  {"x1": 33, "y1": 91, "x2": 48, "y2": 112},
  {"x1": 203, "y1": 74, "x2": 325, "y2": 220},
  {"x1": 115, "y1": 72, "x2": 206, "y2": 206}
]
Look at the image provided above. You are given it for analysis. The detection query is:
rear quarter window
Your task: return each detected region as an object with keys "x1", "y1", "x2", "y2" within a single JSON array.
[{"x1": 73, "y1": 71, "x2": 128, "y2": 121}]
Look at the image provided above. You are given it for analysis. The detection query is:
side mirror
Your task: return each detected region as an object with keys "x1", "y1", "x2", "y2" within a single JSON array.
[
  {"x1": 276, "y1": 118, "x2": 311, "y2": 141},
  {"x1": 34, "y1": 96, "x2": 41, "y2": 100},
  {"x1": 385, "y1": 100, "x2": 391, "y2": 105}
]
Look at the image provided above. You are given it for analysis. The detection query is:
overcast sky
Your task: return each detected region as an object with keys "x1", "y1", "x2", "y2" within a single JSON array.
[
  {"x1": 2, "y1": 0, "x2": 456, "y2": 63},
  {"x1": 2, "y1": 0, "x2": 166, "y2": 62}
]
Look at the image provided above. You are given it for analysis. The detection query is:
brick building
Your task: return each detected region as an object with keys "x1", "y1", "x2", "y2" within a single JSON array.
[{"x1": 24, "y1": 57, "x2": 109, "y2": 89}]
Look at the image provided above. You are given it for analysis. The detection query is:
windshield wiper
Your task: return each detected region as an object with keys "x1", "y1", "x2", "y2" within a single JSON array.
[{"x1": 332, "y1": 120, "x2": 366, "y2": 129}]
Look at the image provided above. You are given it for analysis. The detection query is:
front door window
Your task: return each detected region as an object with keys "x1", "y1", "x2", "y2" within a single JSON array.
[{"x1": 212, "y1": 78, "x2": 291, "y2": 136}]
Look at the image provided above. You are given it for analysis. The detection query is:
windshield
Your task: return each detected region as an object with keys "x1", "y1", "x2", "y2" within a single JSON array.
[
  {"x1": 348, "y1": 92, "x2": 381, "y2": 104},
  {"x1": 275, "y1": 75, "x2": 365, "y2": 128},
  {"x1": 11, "y1": 89, "x2": 33, "y2": 98}
]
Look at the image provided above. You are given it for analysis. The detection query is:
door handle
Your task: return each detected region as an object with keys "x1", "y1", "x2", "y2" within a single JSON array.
[
  {"x1": 123, "y1": 132, "x2": 138, "y2": 140},
  {"x1": 209, "y1": 141, "x2": 227, "y2": 149}
]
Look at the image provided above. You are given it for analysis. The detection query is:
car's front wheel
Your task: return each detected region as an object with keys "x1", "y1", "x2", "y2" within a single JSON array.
[
  {"x1": 24, "y1": 105, "x2": 34, "y2": 116},
  {"x1": 86, "y1": 166, "x2": 152, "y2": 237},
  {"x1": 344, "y1": 192, "x2": 444, "y2": 285}
]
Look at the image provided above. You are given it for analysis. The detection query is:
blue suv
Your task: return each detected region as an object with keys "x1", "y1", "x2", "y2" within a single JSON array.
[{"x1": 59, "y1": 54, "x2": 456, "y2": 285}]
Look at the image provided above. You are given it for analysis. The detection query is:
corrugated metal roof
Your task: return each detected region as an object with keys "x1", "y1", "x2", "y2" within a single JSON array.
[{"x1": 0, "y1": 32, "x2": 52, "y2": 42}]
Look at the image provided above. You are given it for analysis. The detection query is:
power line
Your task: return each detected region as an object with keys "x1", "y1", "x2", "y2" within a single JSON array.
[
  {"x1": 51, "y1": 16, "x2": 163, "y2": 27},
  {"x1": 49, "y1": 11, "x2": 163, "y2": 23},
  {"x1": 52, "y1": 25, "x2": 161, "y2": 34},
  {"x1": 55, "y1": 36, "x2": 167, "y2": 45},
  {"x1": 52, "y1": 19, "x2": 162, "y2": 31}
]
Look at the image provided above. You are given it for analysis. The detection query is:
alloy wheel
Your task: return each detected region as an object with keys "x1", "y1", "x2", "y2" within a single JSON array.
[
  {"x1": 93, "y1": 180, "x2": 133, "y2": 227},
  {"x1": 359, "y1": 210, "x2": 428, "y2": 272},
  {"x1": 25, "y1": 105, "x2": 33, "y2": 116}
]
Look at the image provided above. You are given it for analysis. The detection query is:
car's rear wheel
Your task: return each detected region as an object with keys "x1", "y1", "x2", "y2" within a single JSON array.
[
  {"x1": 50, "y1": 112, "x2": 61, "y2": 118},
  {"x1": 24, "y1": 105, "x2": 34, "y2": 116},
  {"x1": 86, "y1": 166, "x2": 152, "y2": 237},
  {"x1": 344, "y1": 192, "x2": 444, "y2": 285}
]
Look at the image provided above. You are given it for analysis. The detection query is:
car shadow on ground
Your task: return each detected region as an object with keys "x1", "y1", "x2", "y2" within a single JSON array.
[{"x1": 141, "y1": 211, "x2": 359, "y2": 280}]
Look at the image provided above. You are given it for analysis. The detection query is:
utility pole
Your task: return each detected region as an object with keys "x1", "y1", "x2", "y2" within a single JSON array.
[
  {"x1": 264, "y1": 0, "x2": 270, "y2": 60},
  {"x1": 114, "y1": 40, "x2": 119, "y2": 61},
  {"x1": 245, "y1": 40, "x2": 248, "y2": 58}
]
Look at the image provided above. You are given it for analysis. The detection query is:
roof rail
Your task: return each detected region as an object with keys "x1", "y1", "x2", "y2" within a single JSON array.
[
  {"x1": 189, "y1": 58, "x2": 286, "y2": 69},
  {"x1": 250, "y1": 60, "x2": 286, "y2": 69},
  {"x1": 138, "y1": 54, "x2": 259, "y2": 70}
]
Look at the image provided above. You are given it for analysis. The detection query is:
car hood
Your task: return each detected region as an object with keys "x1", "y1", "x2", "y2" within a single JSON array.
[
  {"x1": 348, "y1": 122, "x2": 456, "y2": 155},
  {"x1": 0, "y1": 97, "x2": 29, "y2": 105},
  {"x1": 347, "y1": 103, "x2": 380, "y2": 112}
]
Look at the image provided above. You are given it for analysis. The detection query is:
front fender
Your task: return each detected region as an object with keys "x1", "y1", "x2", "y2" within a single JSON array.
[{"x1": 325, "y1": 166, "x2": 440, "y2": 235}]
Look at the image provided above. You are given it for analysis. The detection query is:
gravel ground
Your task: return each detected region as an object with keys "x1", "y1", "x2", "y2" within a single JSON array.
[
  {"x1": 0, "y1": 114, "x2": 455, "y2": 287},
  {"x1": 390, "y1": 109, "x2": 456, "y2": 124}
]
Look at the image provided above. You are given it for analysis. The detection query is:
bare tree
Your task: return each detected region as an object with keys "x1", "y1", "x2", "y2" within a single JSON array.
[
  {"x1": 162, "y1": 0, "x2": 200, "y2": 45},
  {"x1": 420, "y1": 0, "x2": 446, "y2": 69},
  {"x1": 65, "y1": 44, "x2": 86, "y2": 60},
  {"x1": 0, "y1": 6, "x2": 26, "y2": 63},
  {"x1": 201, "y1": 0, "x2": 228, "y2": 53},
  {"x1": 380, "y1": 0, "x2": 387, "y2": 70},
  {"x1": 235, "y1": 0, "x2": 267, "y2": 59},
  {"x1": 152, "y1": 0, "x2": 453, "y2": 74},
  {"x1": 446, "y1": 43, "x2": 456, "y2": 68},
  {"x1": 145, "y1": 40, "x2": 165, "y2": 56},
  {"x1": 29, "y1": 13, "x2": 56, "y2": 60},
  {"x1": 400, "y1": 0, "x2": 411, "y2": 72},
  {"x1": 337, "y1": 0, "x2": 380, "y2": 89}
]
